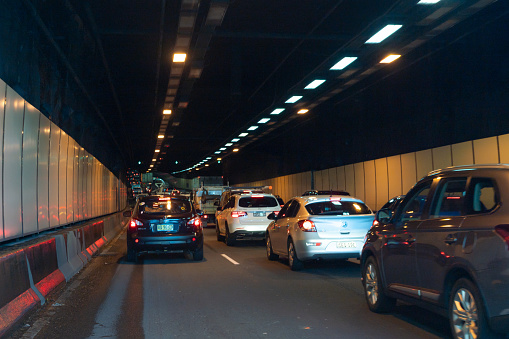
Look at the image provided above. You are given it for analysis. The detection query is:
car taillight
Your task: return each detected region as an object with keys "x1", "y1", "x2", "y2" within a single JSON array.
[
  {"x1": 274, "y1": 211, "x2": 279, "y2": 216},
  {"x1": 372, "y1": 219, "x2": 379, "y2": 227},
  {"x1": 298, "y1": 220, "x2": 316, "y2": 232},
  {"x1": 188, "y1": 217, "x2": 202, "y2": 229},
  {"x1": 231, "y1": 211, "x2": 248, "y2": 218},
  {"x1": 130, "y1": 218, "x2": 143, "y2": 228},
  {"x1": 495, "y1": 225, "x2": 509, "y2": 248}
]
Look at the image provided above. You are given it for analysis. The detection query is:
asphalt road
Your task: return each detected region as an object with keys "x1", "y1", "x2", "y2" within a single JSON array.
[{"x1": 10, "y1": 227, "x2": 452, "y2": 339}]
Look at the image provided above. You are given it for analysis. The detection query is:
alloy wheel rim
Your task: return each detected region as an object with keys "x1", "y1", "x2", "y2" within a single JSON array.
[
  {"x1": 266, "y1": 237, "x2": 271, "y2": 257},
  {"x1": 452, "y1": 288, "x2": 479, "y2": 339},
  {"x1": 289, "y1": 243, "x2": 295, "y2": 266},
  {"x1": 365, "y1": 263, "x2": 378, "y2": 305}
]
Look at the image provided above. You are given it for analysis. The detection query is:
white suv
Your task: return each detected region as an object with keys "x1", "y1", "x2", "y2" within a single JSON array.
[{"x1": 216, "y1": 192, "x2": 281, "y2": 246}]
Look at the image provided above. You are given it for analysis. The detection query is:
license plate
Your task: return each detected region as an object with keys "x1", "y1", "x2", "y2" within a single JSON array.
[
  {"x1": 157, "y1": 224, "x2": 174, "y2": 231},
  {"x1": 337, "y1": 241, "x2": 356, "y2": 248},
  {"x1": 253, "y1": 211, "x2": 266, "y2": 217}
]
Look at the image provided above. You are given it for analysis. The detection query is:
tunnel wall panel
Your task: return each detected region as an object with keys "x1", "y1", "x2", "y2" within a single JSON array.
[
  {"x1": 0, "y1": 81, "x2": 5, "y2": 239},
  {"x1": 364, "y1": 160, "x2": 376, "y2": 210},
  {"x1": 473, "y1": 137, "x2": 498, "y2": 164},
  {"x1": 58, "y1": 132, "x2": 68, "y2": 225},
  {"x1": 38, "y1": 116, "x2": 50, "y2": 231},
  {"x1": 49, "y1": 125, "x2": 60, "y2": 227}
]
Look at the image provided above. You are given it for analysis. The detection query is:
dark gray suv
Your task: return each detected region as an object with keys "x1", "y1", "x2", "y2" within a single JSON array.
[{"x1": 361, "y1": 164, "x2": 509, "y2": 339}]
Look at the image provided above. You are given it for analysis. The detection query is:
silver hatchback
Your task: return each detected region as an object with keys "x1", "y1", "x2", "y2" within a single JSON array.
[{"x1": 266, "y1": 195, "x2": 374, "y2": 270}]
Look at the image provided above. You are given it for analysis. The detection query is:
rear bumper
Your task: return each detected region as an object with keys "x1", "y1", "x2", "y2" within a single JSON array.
[
  {"x1": 293, "y1": 238, "x2": 363, "y2": 261},
  {"x1": 232, "y1": 230, "x2": 265, "y2": 241},
  {"x1": 128, "y1": 233, "x2": 203, "y2": 253}
]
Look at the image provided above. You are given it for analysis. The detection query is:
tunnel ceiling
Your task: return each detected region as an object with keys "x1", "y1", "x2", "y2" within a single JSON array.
[{"x1": 2, "y1": 0, "x2": 508, "y2": 180}]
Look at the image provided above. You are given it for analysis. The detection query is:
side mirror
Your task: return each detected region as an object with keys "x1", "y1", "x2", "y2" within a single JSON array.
[
  {"x1": 376, "y1": 208, "x2": 393, "y2": 224},
  {"x1": 267, "y1": 212, "x2": 277, "y2": 220},
  {"x1": 123, "y1": 210, "x2": 132, "y2": 217}
]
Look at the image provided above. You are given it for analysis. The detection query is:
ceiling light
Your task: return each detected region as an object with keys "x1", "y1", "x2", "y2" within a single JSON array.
[
  {"x1": 330, "y1": 57, "x2": 358, "y2": 70},
  {"x1": 173, "y1": 53, "x2": 187, "y2": 62},
  {"x1": 248, "y1": 126, "x2": 258, "y2": 131},
  {"x1": 365, "y1": 25, "x2": 403, "y2": 44},
  {"x1": 157, "y1": 135, "x2": 164, "y2": 139},
  {"x1": 297, "y1": 109, "x2": 309, "y2": 114},
  {"x1": 225, "y1": 143, "x2": 233, "y2": 146},
  {"x1": 258, "y1": 118, "x2": 270, "y2": 124},
  {"x1": 152, "y1": 158, "x2": 156, "y2": 161},
  {"x1": 214, "y1": 151, "x2": 221, "y2": 154},
  {"x1": 205, "y1": 164, "x2": 209, "y2": 167},
  {"x1": 220, "y1": 147, "x2": 226, "y2": 150},
  {"x1": 232, "y1": 148, "x2": 239, "y2": 152},
  {"x1": 217, "y1": 158, "x2": 222, "y2": 161},
  {"x1": 270, "y1": 108, "x2": 285, "y2": 115},
  {"x1": 155, "y1": 149, "x2": 160, "y2": 153},
  {"x1": 206, "y1": 157, "x2": 212, "y2": 160},
  {"x1": 163, "y1": 109, "x2": 172, "y2": 115},
  {"x1": 418, "y1": 0, "x2": 440, "y2": 3},
  {"x1": 231, "y1": 138, "x2": 240, "y2": 142},
  {"x1": 286, "y1": 96, "x2": 303, "y2": 103},
  {"x1": 150, "y1": 165, "x2": 154, "y2": 168},
  {"x1": 304, "y1": 80, "x2": 326, "y2": 89},
  {"x1": 239, "y1": 133, "x2": 248, "y2": 137},
  {"x1": 380, "y1": 54, "x2": 401, "y2": 63}
]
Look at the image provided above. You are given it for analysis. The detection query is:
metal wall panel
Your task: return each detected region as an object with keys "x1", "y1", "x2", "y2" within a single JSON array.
[
  {"x1": 58, "y1": 132, "x2": 68, "y2": 224},
  {"x1": 3, "y1": 87, "x2": 24, "y2": 239},
  {"x1": 322, "y1": 169, "x2": 330, "y2": 190},
  {"x1": 86, "y1": 154, "x2": 92, "y2": 218},
  {"x1": 345, "y1": 164, "x2": 355, "y2": 195},
  {"x1": 401, "y1": 152, "x2": 417, "y2": 193},
  {"x1": 22, "y1": 102, "x2": 39, "y2": 234},
  {"x1": 499, "y1": 134, "x2": 509, "y2": 163},
  {"x1": 473, "y1": 137, "x2": 499, "y2": 164},
  {"x1": 364, "y1": 160, "x2": 376, "y2": 208},
  {"x1": 49, "y1": 123, "x2": 60, "y2": 227},
  {"x1": 314, "y1": 170, "x2": 323, "y2": 190},
  {"x1": 375, "y1": 158, "x2": 389, "y2": 210},
  {"x1": 0, "y1": 80, "x2": 5, "y2": 240},
  {"x1": 73, "y1": 143, "x2": 79, "y2": 220},
  {"x1": 328, "y1": 168, "x2": 337, "y2": 190},
  {"x1": 303, "y1": 171, "x2": 311, "y2": 192},
  {"x1": 38, "y1": 116, "x2": 50, "y2": 230},
  {"x1": 354, "y1": 162, "x2": 365, "y2": 201},
  {"x1": 432, "y1": 145, "x2": 452, "y2": 171},
  {"x1": 387, "y1": 155, "x2": 402, "y2": 199},
  {"x1": 452, "y1": 141, "x2": 474, "y2": 166},
  {"x1": 67, "y1": 137, "x2": 75, "y2": 223},
  {"x1": 336, "y1": 166, "x2": 346, "y2": 191}
]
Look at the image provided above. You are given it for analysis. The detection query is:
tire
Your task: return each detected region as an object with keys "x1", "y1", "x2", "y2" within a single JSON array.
[
  {"x1": 288, "y1": 240, "x2": 303, "y2": 271},
  {"x1": 266, "y1": 235, "x2": 279, "y2": 261},
  {"x1": 192, "y1": 245, "x2": 204, "y2": 261},
  {"x1": 216, "y1": 222, "x2": 224, "y2": 241},
  {"x1": 225, "y1": 224, "x2": 236, "y2": 246},
  {"x1": 449, "y1": 278, "x2": 502, "y2": 339},
  {"x1": 362, "y1": 256, "x2": 396, "y2": 313},
  {"x1": 127, "y1": 247, "x2": 138, "y2": 263}
]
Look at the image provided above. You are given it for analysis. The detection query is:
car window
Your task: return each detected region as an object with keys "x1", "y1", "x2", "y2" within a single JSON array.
[
  {"x1": 397, "y1": 181, "x2": 432, "y2": 222},
  {"x1": 467, "y1": 177, "x2": 498, "y2": 214},
  {"x1": 139, "y1": 199, "x2": 191, "y2": 215},
  {"x1": 239, "y1": 196, "x2": 278, "y2": 208},
  {"x1": 278, "y1": 200, "x2": 292, "y2": 218},
  {"x1": 305, "y1": 200, "x2": 371, "y2": 215},
  {"x1": 286, "y1": 200, "x2": 300, "y2": 218},
  {"x1": 429, "y1": 178, "x2": 467, "y2": 218}
]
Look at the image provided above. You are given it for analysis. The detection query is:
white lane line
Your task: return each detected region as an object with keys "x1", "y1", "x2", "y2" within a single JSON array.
[{"x1": 221, "y1": 254, "x2": 240, "y2": 265}]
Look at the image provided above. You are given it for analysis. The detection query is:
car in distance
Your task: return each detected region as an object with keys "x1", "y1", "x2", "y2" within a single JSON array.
[
  {"x1": 124, "y1": 195, "x2": 204, "y2": 262},
  {"x1": 216, "y1": 192, "x2": 281, "y2": 246},
  {"x1": 266, "y1": 195, "x2": 374, "y2": 270},
  {"x1": 361, "y1": 164, "x2": 509, "y2": 339}
]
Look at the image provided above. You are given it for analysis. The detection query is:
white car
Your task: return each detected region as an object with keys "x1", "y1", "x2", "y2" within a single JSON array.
[
  {"x1": 266, "y1": 195, "x2": 374, "y2": 270},
  {"x1": 216, "y1": 192, "x2": 281, "y2": 246}
]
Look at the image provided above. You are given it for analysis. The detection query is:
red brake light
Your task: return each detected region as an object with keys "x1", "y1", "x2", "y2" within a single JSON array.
[
  {"x1": 187, "y1": 217, "x2": 202, "y2": 229},
  {"x1": 231, "y1": 211, "x2": 248, "y2": 218},
  {"x1": 495, "y1": 225, "x2": 509, "y2": 248},
  {"x1": 330, "y1": 197, "x2": 342, "y2": 202},
  {"x1": 298, "y1": 220, "x2": 316, "y2": 232},
  {"x1": 372, "y1": 219, "x2": 379, "y2": 227},
  {"x1": 274, "y1": 211, "x2": 279, "y2": 216},
  {"x1": 130, "y1": 218, "x2": 143, "y2": 228}
]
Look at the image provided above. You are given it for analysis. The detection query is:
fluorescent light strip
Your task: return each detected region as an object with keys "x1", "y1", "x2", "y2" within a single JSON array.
[
  {"x1": 225, "y1": 143, "x2": 233, "y2": 146},
  {"x1": 270, "y1": 108, "x2": 285, "y2": 115},
  {"x1": 418, "y1": 0, "x2": 440, "y2": 3},
  {"x1": 365, "y1": 24, "x2": 403, "y2": 44},
  {"x1": 231, "y1": 138, "x2": 240, "y2": 142},
  {"x1": 304, "y1": 79, "x2": 326, "y2": 89},
  {"x1": 220, "y1": 147, "x2": 226, "y2": 150},
  {"x1": 380, "y1": 54, "x2": 401, "y2": 63},
  {"x1": 285, "y1": 96, "x2": 303, "y2": 103},
  {"x1": 247, "y1": 126, "x2": 258, "y2": 131},
  {"x1": 258, "y1": 118, "x2": 270, "y2": 124},
  {"x1": 330, "y1": 57, "x2": 358, "y2": 70},
  {"x1": 239, "y1": 133, "x2": 248, "y2": 137}
]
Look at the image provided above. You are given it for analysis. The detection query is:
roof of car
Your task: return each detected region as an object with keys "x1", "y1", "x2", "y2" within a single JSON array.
[
  {"x1": 427, "y1": 164, "x2": 509, "y2": 177},
  {"x1": 302, "y1": 190, "x2": 350, "y2": 196},
  {"x1": 299, "y1": 195, "x2": 365, "y2": 204}
]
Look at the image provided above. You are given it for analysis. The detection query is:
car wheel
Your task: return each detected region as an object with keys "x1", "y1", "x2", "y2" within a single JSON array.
[
  {"x1": 216, "y1": 222, "x2": 224, "y2": 241},
  {"x1": 127, "y1": 247, "x2": 138, "y2": 263},
  {"x1": 288, "y1": 240, "x2": 303, "y2": 271},
  {"x1": 266, "y1": 235, "x2": 279, "y2": 261},
  {"x1": 449, "y1": 278, "x2": 502, "y2": 339},
  {"x1": 225, "y1": 224, "x2": 236, "y2": 246},
  {"x1": 363, "y1": 256, "x2": 396, "y2": 313},
  {"x1": 192, "y1": 245, "x2": 204, "y2": 261}
]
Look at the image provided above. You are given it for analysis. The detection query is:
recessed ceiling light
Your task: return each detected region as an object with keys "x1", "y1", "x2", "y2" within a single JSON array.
[
  {"x1": 270, "y1": 108, "x2": 285, "y2": 115},
  {"x1": 380, "y1": 54, "x2": 401, "y2": 63},
  {"x1": 248, "y1": 126, "x2": 258, "y2": 131},
  {"x1": 214, "y1": 151, "x2": 221, "y2": 154},
  {"x1": 157, "y1": 135, "x2": 164, "y2": 139},
  {"x1": 173, "y1": 53, "x2": 187, "y2": 62},
  {"x1": 232, "y1": 148, "x2": 239, "y2": 152},
  {"x1": 365, "y1": 25, "x2": 403, "y2": 44},
  {"x1": 304, "y1": 80, "x2": 326, "y2": 89},
  {"x1": 231, "y1": 138, "x2": 240, "y2": 142},
  {"x1": 258, "y1": 118, "x2": 270, "y2": 124},
  {"x1": 239, "y1": 133, "x2": 248, "y2": 137},
  {"x1": 220, "y1": 147, "x2": 226, "y2": 150},
  {"x1": 297, "y1": 109, "x2": 309, "y2": 114},
  {"x1": 217, "y1": 158, "x2": 222, "y2": 161},
  {"x1": 206, "y1": 157, "x2": 211, "y2": 160},
  {"x1": 152, "y1": 158, "x2": 156, "y2": 161},
  {"x1": 155, "y1": 149, "x2": 160, "y2": 153},
  {"x1": 286, "y1": 96, "x2": 303, "y2": 103},
  {"x1": 225, "y1": 143, "x2": 233, "y2": 146},
  {"x1": 330, "y1": 57, "x2": 358, "y2": 70},
  {"x1": 205, "y1": 164, "x2": 209, "y2": 167},
  {"x1": 163, "y1": 109, "x2": 172, "y2": 115}
]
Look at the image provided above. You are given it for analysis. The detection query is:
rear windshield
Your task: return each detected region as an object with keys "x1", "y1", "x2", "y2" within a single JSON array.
[
  {"x1": 239, "y1": 196, "x2": 278, "y2": 208},
  {"x1": 139, "y1": 199, "x2": 192, "y2": 215},
  {"x1": 305, "y1": 201, "x2": 371, "y2": 215}
]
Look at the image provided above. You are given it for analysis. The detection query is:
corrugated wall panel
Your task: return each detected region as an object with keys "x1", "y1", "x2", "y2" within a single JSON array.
[
  {"x1": 37, "y1": 116, "x2": 50, "y2": 231},
  {"x1": 3, "y1": 88, "x2": 24, "y2": 239},
  {"x1": 322, "y1": 169, "x2": 330, "y2": 191},
  {"x1": 22, "y1": 102, "x2": 39, "y2": 234},
  {"x1": 354, "y1": 162, "x2": 365, "y2": 201},
  {"x1": 336, "y1": 166, "x2": 346, "y2": 191},
  {"x1": 375, "y1": 158, "x2": 389, "y2": 210},
  {"x1": 387, "y1": 155, "x2": 402, "y2": 200},
  {"x1": 452, "y1": 141, "x2": 474, "y2": 166},
  {"x1": 48, "y1": 124, "x2": 60, "y2": 227},
  {"x1": 499, "y1": 134, "x2": 509, "y2": 163},
  {"x1": 87, "y1": 153, "x2": 93, "y2": 218},
  {"x1": 303, "y1": 171, "x2": 311, "y2": 192},
  {"x1": 66, "y1": 137, "x2": 75, "y2": 223},
  {"x1": 345, "y1": 164, "x2": 355, "y2": 194},
  {"x1": 0, "y1": 81, "x2": 5, "y2": 239},
  {"x1": 401, "y1": 152, "x2": 417, "y2": 193},
  {"x1": 473, "y1": 137, "x2": 499, "y2": 164},
  {"x1": 328, "y1": 168, "x2": 337, "y2": 190},
  {"x1": 314, "y1": 170, "x2": 323, "y2": 190},
  {"x1": 58, "y1": 132, "x2": 68, "y2": 225},
  {"x1": 364, "y1": 160, "x2": 376, "y2": 208},
  {"x1": 432, "y1": 145, "x2": 452, "y2": 171},
  {"x1": 73, "y1": 144, "x2": 79, "y2": 220},
  {"x1": 416, "y1": 149, "x2": 433, "y2": 180}
]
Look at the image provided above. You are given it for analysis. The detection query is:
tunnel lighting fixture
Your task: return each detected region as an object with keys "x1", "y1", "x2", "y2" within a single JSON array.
[
  {"x1": 225, "y1": 143, "x2": 233, "y2": 147},
  {"x1": 239, "y1": 133, "x2": 248, "y2": 137},
  {"x1": 330, "y1": 57, "x2": 357, "y2": 70},
  {"x1": 365, "y1": 25, "x2": 403, "y2": 44},
  {"x1": 232, "y1": 148, "x2": 239, "y2": 152},
  {"x1": 158, "y1": 135, "x2": 164, "y2": 139},
  {"x1": 248, "y1": 126, "x2": 258, "y2": 131},
  {"x1": 305, "y1": 80, "x2": 326, "y2": 89},
  {"x1": 270, "y1": 108, "x2": 285, "y2": 115},
  {"x1": 205, "y1": 164, "x2": 209, "y2": 167},
  {"x1": 214, "y1": 151, "x2": 221, "y2": 154},
  {"x1": 380, "y1": 54, "x2": 401, "y2": 63},
  {"x1": 155, "y1": 149, "x2": 160, "y2": 153},
  {"x1": 286, "y1": 96, "x2": 303, "y2": 103},
  {"x1": 152, "y1": 158, "x2": 156, "y2": 161},
  {"x1": 175, "y1": 161, "x2": 179, "y2": 164},
  {"x1": 206, "y1": 157, "x2": 211, "y2": 160},
  {"x1": 220, "y1": 147, "x2": 226, "y2": 150},
  {"x1": 231, "y1": 138, "x2": 240, "y2": 142},
  {"x1": 217, "y1": 158, "x2": 222, "y2": 161},
  {"x1": 173, "y1": 53, "x2": 187, "y2": 63},
  {"x1": 163, "y1": 109, "x2": 172, "y2": 115},
  {"x1": 150, "y1": 164, "x2": 154, "y2": 168},
  {"x1": 418, "y1": 0, "x2": 440, "y2": 3},
  {"x1": 297, "y1": 109, "x2": 309, "y2": 114},
  {"x1": 258, "y1": 118, "x2": 270, "y2": 124}
]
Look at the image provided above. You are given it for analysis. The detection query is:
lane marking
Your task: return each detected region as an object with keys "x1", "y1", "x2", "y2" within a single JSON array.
[{"x1": 221, "y1": 254, "x2": 240, "y2": 265}]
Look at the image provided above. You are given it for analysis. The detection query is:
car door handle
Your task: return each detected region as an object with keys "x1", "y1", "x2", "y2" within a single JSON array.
[{"x1": 444, "y1": 234, "x2": 457, "y2": 245}]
